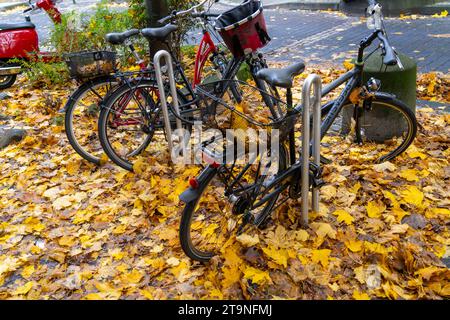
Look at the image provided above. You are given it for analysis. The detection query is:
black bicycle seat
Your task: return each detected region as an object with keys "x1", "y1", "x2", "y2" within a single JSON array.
[
  {"x1": 105, "y1": 29, "x2": 140, "y2": 45},
  {"x1": 256, "y1": 62, "x2": 305, "y2": 88},
  {"x1": 141, "y1": 24, "x2": 178, "y2": 41}
]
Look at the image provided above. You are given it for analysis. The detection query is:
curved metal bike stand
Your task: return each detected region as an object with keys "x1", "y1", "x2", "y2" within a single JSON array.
[
  {"x1": 153, "y1": 50, "x2": 185, "y2": 161},
  {"x1": 301, "y1": 74, "x2": 322, "y2": 227}
]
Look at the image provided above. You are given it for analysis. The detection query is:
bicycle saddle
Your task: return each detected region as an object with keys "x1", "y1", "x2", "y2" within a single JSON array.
[
  {"x1": 0, "y1": 21, "x2": 35, "y2": 31},
  {"x1": 106, "y1": 29, "x2": 140, "y2": 45},
  {"x1": 141, "y1": 24, "x2": 178, "y2": 41},
  {"x1": 256, "y1": 62, "x2": 305, "y2": 88}
]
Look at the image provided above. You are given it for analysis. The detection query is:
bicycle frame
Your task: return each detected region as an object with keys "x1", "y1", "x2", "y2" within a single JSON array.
[
  {"x1": 193, "y1": 31, "x2": 217, "y2": 88},
  {"x1": 183, "y1": 29, "x2": 390, "y2": 214}
]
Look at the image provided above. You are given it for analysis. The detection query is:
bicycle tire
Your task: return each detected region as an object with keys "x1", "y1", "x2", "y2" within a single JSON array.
[
  {"x1": 64, "y1": 75, "x2": 119, "y2": 165},
  {"x1": 321, "y1": 93, "x2": 417, "y2": 163},
  {"x1": 180, "y1": 144, "x2": 288, "y2": 262},
  {"x1": 98, "y1": 80, "x2": 189, "y2": 172}
]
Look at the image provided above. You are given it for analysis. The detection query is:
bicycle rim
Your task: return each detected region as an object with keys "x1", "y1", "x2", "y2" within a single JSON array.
[
  {"x1": 321, "y1": 96, "x2": 417, "y2": 163},
  {"x1": 65, "y1": 76, "x2": 119, "y2": 164},
  {"x1": 180, "y1": 145, "x2": 287, "y2": 262}
]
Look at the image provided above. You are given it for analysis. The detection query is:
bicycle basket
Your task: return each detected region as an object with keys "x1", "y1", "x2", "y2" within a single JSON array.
[
  {"x1": 64, "y1": 51, "x2": 116, "y2": 79},
  {"x1": 215, "y1": 0, "x2": 270, "y2": 58}
]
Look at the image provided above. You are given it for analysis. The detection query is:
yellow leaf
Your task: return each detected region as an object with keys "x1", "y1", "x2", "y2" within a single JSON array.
[
  {"x1": 58, "y1": 236, "x2": 75, "y2": 247},
  {"x1": 124, "y1": 269, "x2": 143, "y2": 284},
  {"x1": 345, "y1": 240, "x2": 363, "y2": 252},
  {"x1": 332, "y1": 209, "x2": 354, "y2": 225},
  {"x1": 364, "y1": 242, "x2": 390, "y2": 255},
  {"x1": 382, "y1": 190, "x2": 399, "y2": 208},
  {"x1": 21, "y1": 265, "x2": 35, "y2": 279},
  {"x1": 222, "y1": 265, "x2": 241, "y2": 289},
  {"x1": 262, "y1": 246, "x2": 289, "y2": 267},
  {"x1": 354, "y1": 266, "x2": 365, "y2": 284},
  {"x1": 399, "y1": 169, "x2": 420, "y2": 182},
  {"x1": 353, "y1": 290, "x2": 370, "y2": 300},
  {"x1": 321, "y1": 185, "x2": 337, "y2": 200},
  {"x1": 311, "y1": 249, "x2": 331, "y2": 268},
  {"x1": 140, "y1": 289, "x2": 153, "y2": 299},
  {"x1": 113, "y1": 224, "x2": 127, "y2": 235},
  {"x1": 236, "y1": 234, "x2": 260, "y2": 247},
  {"x1": 166, "y1": 257, "x2": 180, "y2": 267},
  {"x1": 343, "y1": 59, "x2": 354, "y2": 71},
  {"x1": 111, "y1": 251, "x2": 125, "y2": 260},
  {"x1": 14, "y1": 281, "x2": 33, "y2": 295},
  {"x1": 414, "y1": 266, "x2": 446, "y2": 281},
  {"x1": 84, "y1": 293, "x2": 102, "y2": 300},
  {"x1": 310, "y1": 222, "x2": 336, "y2": 239},
  {"x1": 295, "y1": 230, "x2": 309, "y2": 242},
  {"x1": 52, "y1": 195, "x2": 73, "y2": 210},
  {"x1": 243, "y1": 266, "x2": 271, "y2": 285},
  {"x1": 66, "y1": 159, "x2": 80, "y2": 175},
  {"x1": 401, "y1": 186, "x2": 424, "y2": 207},
  {"x1": 366, "y1": 201, "x2": 386, "y2": 218},
  {"x1": 349, "y1": 182, "x2": 361, "y2": 194},
  {"x1": 373, "y1": 161, "x2": 396, "y2": 172}
]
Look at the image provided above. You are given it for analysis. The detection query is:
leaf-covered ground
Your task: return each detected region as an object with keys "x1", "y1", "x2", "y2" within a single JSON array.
[{"x1": 0, "y1": 68, "x2": 449, "y2": 300}]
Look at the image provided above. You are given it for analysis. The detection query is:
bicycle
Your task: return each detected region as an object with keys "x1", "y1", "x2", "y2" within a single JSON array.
[
  {"x1": 97, "y1": 0, "x2": 279, "y2": 172},
  {"x1": 178, "y1": 0, "x2": 418, "y2": 262},
  {"x1": 64, "y1": 0, "x2": 233, "y2": 166}
]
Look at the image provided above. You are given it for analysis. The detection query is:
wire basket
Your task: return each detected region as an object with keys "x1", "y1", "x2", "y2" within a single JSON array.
[{"x1": 64, "y1": 51, "x2": 117, "y2": 79}]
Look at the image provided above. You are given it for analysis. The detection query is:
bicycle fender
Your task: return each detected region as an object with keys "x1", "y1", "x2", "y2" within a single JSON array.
[
  {"x1": 179, "y1": 166, "x2": 218, "y2": 203},
  {"x1": 179, "y1": 188, "x2": 199, "y2": 203},
  {"x1": 373, "y1": 92, "x2": 397, "y2": 101}
]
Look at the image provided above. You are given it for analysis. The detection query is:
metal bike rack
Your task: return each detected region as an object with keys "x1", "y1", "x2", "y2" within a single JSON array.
[
  {"x1": 301, "y1": 74, "x2": 322, "y2": 227},
  {"x1": 153, "y1": 50, "x2": 185, "y2": 160}
]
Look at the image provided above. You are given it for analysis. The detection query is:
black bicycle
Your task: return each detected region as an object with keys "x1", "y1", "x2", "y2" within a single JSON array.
[{"x1": 178, "y1": 0, "x2": 417, "y2": 262}]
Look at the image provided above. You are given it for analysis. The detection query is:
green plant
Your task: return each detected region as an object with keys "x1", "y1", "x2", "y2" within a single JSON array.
[{"x1": 9, "y1": 58, "x2": 69, "y2": 88}]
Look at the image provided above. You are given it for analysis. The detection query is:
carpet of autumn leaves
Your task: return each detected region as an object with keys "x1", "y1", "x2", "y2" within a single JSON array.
[{"x1": 0, "y1": 67, "x2": 449, "y2": 300}]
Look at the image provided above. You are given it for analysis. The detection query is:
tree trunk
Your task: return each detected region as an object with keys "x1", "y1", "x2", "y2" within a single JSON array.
[{"x1": 144, "y1": 0, "x2": 169, "y2": 59}]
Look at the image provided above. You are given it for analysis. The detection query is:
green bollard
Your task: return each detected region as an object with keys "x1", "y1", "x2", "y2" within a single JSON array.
[{"x1": 342, "y1": 51, "x2": 417, "y2": 141}]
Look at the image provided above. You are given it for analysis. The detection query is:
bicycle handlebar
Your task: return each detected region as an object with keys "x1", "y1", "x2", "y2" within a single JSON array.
[
  {"x1": 158, "y1": 0, "x2": 218, "y2": 24},
  {"x1": 191, "y1": 12, "x2": 220, "y2": 19},
  {"x1": 377, "y1": 32, "x2": 397, "y2": 66},
  {"x1": 23, "y1": 7, "x2": 33, "y2": 13}
]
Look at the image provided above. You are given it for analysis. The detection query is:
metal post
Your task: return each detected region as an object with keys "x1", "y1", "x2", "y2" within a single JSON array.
[
  {"x1": 301, "y1": 74, "x2": 322, "y2": 227},
  {"x1": 153, "y1": 50, "x2": 185, "y2": 161}
]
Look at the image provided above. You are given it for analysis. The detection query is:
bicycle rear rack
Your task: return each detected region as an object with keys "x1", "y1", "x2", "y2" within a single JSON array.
[
  {"x1": 301, "y1": 74, "x2": 322, "y2": 227},
  {"x1": 153, "y1": 50, "x2": 186, "y2": 161}
]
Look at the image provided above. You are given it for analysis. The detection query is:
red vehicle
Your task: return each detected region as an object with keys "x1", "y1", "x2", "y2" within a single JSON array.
[{"x1": 0, "y1": 0, "x2": 62, "y2": 89}]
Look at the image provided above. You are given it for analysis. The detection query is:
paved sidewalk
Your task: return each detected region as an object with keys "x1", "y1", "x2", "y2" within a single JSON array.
[
  {"x1": 260, "y1": 9, "x2": 450, "y2": 72},
  {"x1": 196, "y1": 4, "x2": 450, "y2": 73},
  {"x1": 1, "y1": 1, "x2": 449, "y2": 72}
]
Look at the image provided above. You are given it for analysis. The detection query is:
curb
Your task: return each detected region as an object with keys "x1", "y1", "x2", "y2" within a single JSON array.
[{"x1": 0, "y1": 1, "x2": 27, "y2": 12}]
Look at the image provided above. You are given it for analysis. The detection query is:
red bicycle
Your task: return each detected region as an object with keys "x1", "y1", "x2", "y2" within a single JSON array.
[{"x1": 97, "y1": 0, "x2": 279, "y2": 172}]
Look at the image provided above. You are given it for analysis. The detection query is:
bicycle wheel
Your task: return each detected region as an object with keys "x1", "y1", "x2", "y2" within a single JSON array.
[
  {"x1": 98, "y1": 80, "x2": 189, "y2": 172},
  {"x1": 180, "y1": 144, "x2": 288, "y2": 262},
  {"x1": 321, "y1": 93, "x2": 417, "y2": 163},
  {"x1": 65, "y1": 75, "x2": 119, "y2": 165}
]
